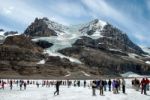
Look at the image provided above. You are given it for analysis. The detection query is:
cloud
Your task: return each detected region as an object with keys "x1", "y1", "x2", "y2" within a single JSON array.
[
  {"x1": 134, "y1": 34, "x2": 147, "y2": 41},
  {"x1": 0, "y1": 0, "x2": 88, "y2": 29},
  {"x1": 0, "y1": 0, "x2": 45, "y2": 26},
  {"x1": 81, "y1": 0, "x2": 150, "y2": 46},
  {"x1": 48, "y1": 1, "x2": 87, "y2": 18},
  {"x1": 0, "y1": 0, "x2": 149, "y2": 46},
  {"x1": 1, "y1": 6, "x2": 14, "y2": 14}
]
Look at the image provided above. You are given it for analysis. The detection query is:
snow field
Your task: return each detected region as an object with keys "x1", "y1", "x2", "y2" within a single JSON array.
[{"x1": 0, "y1": 79, "x2": 150, "y2": 100}]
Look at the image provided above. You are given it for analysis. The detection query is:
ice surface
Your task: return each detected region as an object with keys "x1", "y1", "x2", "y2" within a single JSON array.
[{"x1": 0, "y1": 79, "x2": 150, "y2": 100}]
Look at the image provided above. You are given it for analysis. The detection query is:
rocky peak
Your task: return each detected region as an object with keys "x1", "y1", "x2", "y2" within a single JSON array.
[
  {"x1": 43, "y1": 17, "x2": 68, "y2": 33},
  {"x1": 24, "y1": 17, "x2": 57, "y2": 37},
  {"x1": 79, "y1": 19, "x2": 107, "y2": 35},
  {"x1": 0, "y1": 29, "x2": 4, "y2": 32}
]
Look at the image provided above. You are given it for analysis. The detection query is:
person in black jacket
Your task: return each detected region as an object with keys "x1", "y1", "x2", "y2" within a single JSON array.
[
  {"x1": 10, "y1": 80, "x2": 13, "y2": 90},
  {"x1": 108, "y1": 79, "x2": 112, "y2": 91},
  {"x1": 24, "y1": 82, "x2": 27, "y2": 90},
  {"x1": 84, "y1": 80, "x2": 86, "y2": 88},
  {"x1": 54, "y1": 81, "x2": 62, "y2": 95}
]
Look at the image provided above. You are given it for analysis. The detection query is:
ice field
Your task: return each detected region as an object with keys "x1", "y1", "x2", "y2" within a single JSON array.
[{"x1": 0, "y1": 79, "x2": 150, "y2": 100}]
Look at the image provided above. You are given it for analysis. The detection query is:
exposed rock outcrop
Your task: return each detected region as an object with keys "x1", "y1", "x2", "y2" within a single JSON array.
[
  {"x1": 35, "y1": 40, "x2": 53, "y2": 49},
  {"x1": 24, "y1": 18, "x2": 57, "y2": 37}
]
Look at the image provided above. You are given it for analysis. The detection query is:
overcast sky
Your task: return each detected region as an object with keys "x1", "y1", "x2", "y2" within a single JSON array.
[{"x1": 0, "y1": 0, "x2": 150, "y2": 47}]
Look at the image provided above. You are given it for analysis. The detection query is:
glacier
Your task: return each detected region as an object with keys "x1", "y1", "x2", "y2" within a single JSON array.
[{"x1": 32, "y1": 19, "x2": 107, "y2": 64}]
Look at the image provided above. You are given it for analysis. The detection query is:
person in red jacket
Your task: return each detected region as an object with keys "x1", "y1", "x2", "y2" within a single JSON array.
[
  {"x1": 141, "y1": 78, "x2": 147, "y2": 95},
  {"x1": 145, "y1": 78, "x2": 149, "y2": 91}
]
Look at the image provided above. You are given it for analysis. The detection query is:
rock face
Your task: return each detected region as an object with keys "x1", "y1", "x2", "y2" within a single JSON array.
[
  {"x1": 3, "y1": 35, "x2": 42, "y2": 53},
  {"x1": 59, "y1": 46, "x2": 150, "y2": 75},
  {"x1": 99, "y1": 24, "x2": 144, "y2": 54},
  {"x1": 0, "y1": 35, "x2": 44, "y2": 62},
  {"x1": 35, "y1": 40, "x2": 53, "y2": 49},
  {"x1": 24, "y1": 17, "x2": 57, "y2": 37},
  {"x1": 0, "y1": 35, "x2": 48, "y2": 77},
  {"x1": 0, "y1": 35, "x2": 94, "y2": 78},
  {"x1": 78, "y1": 22, "x2": 145, "y2": 55}
]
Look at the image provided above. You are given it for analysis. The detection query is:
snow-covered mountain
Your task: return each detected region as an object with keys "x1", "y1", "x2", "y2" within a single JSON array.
[
  {"x1": 25, "y1": 17, "x2": 144, "y2": 55},
  {"x1": 0, "y1": 17, "x2": 149, "y2": 78},
  {"x1": 26, "y1": 18, "x2": 110, "y2": 63}
]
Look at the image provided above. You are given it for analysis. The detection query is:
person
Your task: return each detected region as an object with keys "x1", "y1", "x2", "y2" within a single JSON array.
[
  {"x1": 27, "y1": 80, "x2": 29, "y2": 85},
  {"x1": 99, "y1": 80, "x2": 104, "y2": 95},
  {"x1": 134, "y1": 78, "x2": 140, "y2": 91},
  {"x1": 77, "y1": 80, "x2": 80, "y2": 87},
  {"x1": 36, "y1": 81, "x2": 39, "y2": 88},
  {"x1": 145, "y1": 78, "x2": 149, "y2": 91},
  {"x1": 115, "y1": 80, "x2": 119, "y2": 94},
  {"x1": 24, "y1": 82, "x2": 27, "y2": 90},
  {"x1": 54, "y1": 81, "x2": 61, "y2": 95},
  {"x1": 10, "y1": 80, "x2": 13, "y2": 90},
  {"x1": 74, "y1": 80, "x2": 76, "y2": 87},
  {"x1": 20, "y1": 80, "x2": 23, "y2": 90},
  {"x1": 112, "y1": 80, "x2": 117, "y2": 94},
  {"x1": 141, "y1": 78, "x2": 147, "y2": 95},
  {"x1": 16, "y1": 80, "x2": 19, "y2": 87},
  {"x1": 67, "y1": 80, "x2": 71, "y2": 88},
  {"x1": 92, "y1": 81, "x2": 96, "y2": 96},
  {"x1": 84, "y1": 80, "x2": 86, "y2": 88},
  {"x1": 122, "y1": 78, "x2": 126, "y2": 94},
  {"x1": 108, "y1": 79, "x2": 112, "y2": 91},
  {"x1": 2, "y1": 81, "x2": 5, "y2": 90},
  {"x1": 104, "y1": 80, "x2": 107, "y2": 91},
  {"x1": 118, "y1": 79, "x2": 121, "y2": 91}
]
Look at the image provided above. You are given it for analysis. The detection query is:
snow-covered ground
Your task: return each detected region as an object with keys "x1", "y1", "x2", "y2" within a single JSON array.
[{"x1": 0, "y1": 79, "x2": 150, "y2": 100}]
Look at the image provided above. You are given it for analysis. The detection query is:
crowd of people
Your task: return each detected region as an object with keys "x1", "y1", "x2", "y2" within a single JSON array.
[
  {"x1": 91, "y1": 78, "x2": 126, "y2": 96},
  {"x1": 0, "y1": 78, "x2": 149, "y2": 96},
  {"x1": 132, "y1": 78, "x2": 150, "y2": 95}
]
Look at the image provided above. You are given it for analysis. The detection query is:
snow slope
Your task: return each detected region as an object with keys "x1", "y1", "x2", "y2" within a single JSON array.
[
  {"x1": 146, "y1": 61, "x2": 150, "y2": 65},
  {"x1": 121, "y1": 72, "x2": 141, "y2": 77},
  {"x1": 1, "y1": 79, "x2": 150, "y2": 100}
]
